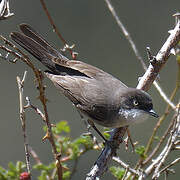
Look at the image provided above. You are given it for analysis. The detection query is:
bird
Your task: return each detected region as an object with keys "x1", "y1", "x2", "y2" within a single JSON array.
[{"x1": 11, "y1": 24, "x2": 158, "y2": 141}]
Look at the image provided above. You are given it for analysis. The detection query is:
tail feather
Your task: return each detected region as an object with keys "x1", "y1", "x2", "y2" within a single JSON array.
[
  {"x1": 11, "y1": 30, "x2": 87, "y2": 76},
  {"x1": 19, "y1": 24, "x2": 68, "y2": 61},
  {"x1": 11, "y1": 31, "x2": 58, "y2": 72}
]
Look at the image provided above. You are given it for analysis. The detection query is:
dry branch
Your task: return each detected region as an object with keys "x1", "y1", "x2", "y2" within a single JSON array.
[
  {"x1": 86, "y1": 10, "x2": 180, "y2": 180},
  {"x1": 16, "y1": 71, "x2": 31, "y2": 179}
]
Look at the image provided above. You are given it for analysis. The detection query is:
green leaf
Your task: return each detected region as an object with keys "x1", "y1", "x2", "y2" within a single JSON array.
[
  {"x1": 109, "y1": 166, "x2": 125, "y2": 179},
  {"x1": 6, "y1": 162, "x2": 20, "y2": 178},
  {"x1": 16, "y1": 161, "x2": 26, "y2": 173},
  {"x1": 135, "y1": 145, "x2": 146, "y2": 159},
  {"x1": 38, "y1": 170, "x2": 48, "y2": 180},
  {"x1": 63, "y1": 171, "x2": 71, "y2": 180},
  {"x1": 8, "y1": 162, "x2": 16, "y2": 172},
  {"x1": 0, "y1": 166, "x2": 7, "y2": 179},
  {"x1": 53, "y1": 121, "x2": 70, "y2": 134},
  {"x1": 154, "y1": 136, "x2": 160, "y2": 141},
  {"x1": 103, "y1": 132, "x2": 110, "y2": 139},
  {"x1": 70, "y1": 142, "x2": 80, "y2": 159},
  {"x1": 34, "y1": 164, "x2": 50, "y2": 171},
  {"x1": 74, "y1": 135, "x2": 93, "y2": 148},
  {"x1": 43, "y1": 125, "x2": 47, "y2": 132}
]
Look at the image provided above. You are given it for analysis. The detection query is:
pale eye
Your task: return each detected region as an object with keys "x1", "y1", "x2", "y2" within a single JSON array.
[{"x1": 133, "y1": 99, "x2": 138, "y2": 106}]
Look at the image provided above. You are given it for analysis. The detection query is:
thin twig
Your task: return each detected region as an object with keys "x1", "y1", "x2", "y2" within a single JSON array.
[
  {"x1": 104, "y1": 0, "x2": 146, "y2": 71},
  {"x1": 145, "y1": 106, "x2": 180, "y2": 179},
  {"x1": 86, "y1": 8, "x2": 180, "y2": 180},
  {"x1": 112, "y1": 157, "x2": 139, "y2": 176},
  {"x1": 158, "y1": 157, "x2": 180, "y2": 176},
  {"x1": 137, "y1": 17, "x2": 180, "y2": 91},
  {"x1": 122, "y1": 166, "x2": 129, "y2": 180},
  {"x1": 143, "y1": 114, "x2": 175, "y2": 165},
  {"x1": 143, "y1": 86, "x2": 180, "y2": 164},
  {"x1": 153, "y1": 81, "x2": 176, "y2": 109},
  {"x1": 103, "y1": 2, "x2": 177, "y2": 174},
  {"x1": 0, "y1": 0, "x2": 14, "y2": 20},
  {"x1": 39, "y1": 0, "x2": 77, "y2": 59},
  {"x1": 142, "y1": 56, "x2": 180, "y2": 165},
  {"x1": 104, "y1": 0, "x2": 176, "y2": 111},
  {"x1": 0, "y1": 37, "x2": 63, "y2": 180},
  {"x1": 29, "y1": 146, "x2": 42, "y2": 165},
  {"x1": 24, "y1": 97, "x2": 46, "y2": 122},
  {"x1": 135, "y1": 17, "x2": 180, "y2": 174},
  {"x1": 16, "y1": 71, "x2": 31, "y2": 178},
  {"x1": 24, "y1": 97, "x2": 56, "y2": 127}
]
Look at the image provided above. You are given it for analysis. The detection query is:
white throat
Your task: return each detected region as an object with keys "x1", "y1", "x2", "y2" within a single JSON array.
[{"x1": 118, "y1": 108, "x2": 149, "y2": 126}]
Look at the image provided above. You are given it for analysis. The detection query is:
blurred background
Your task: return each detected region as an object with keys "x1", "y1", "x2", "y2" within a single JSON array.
[{"x1": 0, "y1": 0, "x2": 180, "y2": 179}]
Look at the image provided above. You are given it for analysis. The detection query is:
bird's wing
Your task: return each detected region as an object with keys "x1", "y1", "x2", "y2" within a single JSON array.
[
  {"x1": 45, "y1": 72, "x2": 121, "y2": 123},
  {"x1": 11, "y1": 24, "x2": 127, "y2": 88}
]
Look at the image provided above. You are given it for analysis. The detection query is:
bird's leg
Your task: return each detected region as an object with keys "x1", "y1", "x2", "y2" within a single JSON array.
[
  {"x1": 87, "y1": 119, "x2": 107, "y2": 142},
  {"x1": 77, "y1": 109, "x2": 91, "y2": 135},
  {"x1": 76, "y1": 108, "x2": 110, "y2": 145},
  {"x1": 78, "y1": 111, "x2": 119, "y2": 149},
  {"x1": 87, "y1": 120, "x2": 120, "y2": 150},
  {"x1": 76, "y1": 110, "x2": 99, "y2": 144}
]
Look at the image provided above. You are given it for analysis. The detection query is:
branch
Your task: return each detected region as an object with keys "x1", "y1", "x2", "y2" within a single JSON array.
[
  {"x1": 39, "y1": 0, "x2": 78, "y2": 59},
  {"x1": 143, "y1": 61, "x2": 180, "y2": 164},
  {"x1": 0, "y1": 38, "x2": 63, "y2": 180},
  {"x1": 16, "y1": 71, "x2": 31, "y2": 179},
  {"x1": 158, "y1": 157, "x2": 180, "y2": 176},
  {"x1": 143, "y1": 114, "x2": 175, "y2": 165},
  {"x1": 24, "y1": 97, "x2": 46, "y2": 122},
  {"x1": 86, "y1": 127, "x2": 128, "y2": 180},
  {"x1": 112, "y1": 157, "x2": 139, "y2": 176},
  {"x1": 104, "y1": 0, "x2": 176, "y2": 111},
  {"x1": 144, "y1": 106, "x2": 180, "y2": 179},
  {"x1": 104, "y1": 0, "x2": 146, "y2": 70},
  {"x1": 137, "y1": 16, "x2": 180, "y2": 91},
  {"x1": 86, "y1": 11, "x2": 180, "y2": 180},
  {"x1": 0, "y1": 0, "x2": 14, "y2": 20}
]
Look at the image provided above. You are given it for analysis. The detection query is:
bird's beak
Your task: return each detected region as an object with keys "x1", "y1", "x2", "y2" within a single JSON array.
[{"x1": 148, "y1": 109, "x2": 159, "y2": 118}]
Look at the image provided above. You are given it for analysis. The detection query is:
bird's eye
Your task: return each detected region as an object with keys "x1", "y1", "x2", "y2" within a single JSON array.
[{"x1": 133, "y1": 99, "x2": 138, "y2": 106}]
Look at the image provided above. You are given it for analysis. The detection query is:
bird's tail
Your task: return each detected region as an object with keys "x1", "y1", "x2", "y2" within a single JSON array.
[{"x1": 11, "y1": 24, "x2": 68, "y2": 73}]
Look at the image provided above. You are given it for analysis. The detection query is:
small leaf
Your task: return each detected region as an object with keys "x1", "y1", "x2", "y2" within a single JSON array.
[
  {"x1": 135, "y1": 145, "x2": 146, "y2": 159},
  {"x1": 8, "y1": 162, "x2": 16, "y2": 172},
  {"x1": 73, "y1": 135, "x2": 93, "y2": 149},
  {"x1": 38, "y1": 171, "x2": 47, "y2": 180},
  {"x1": 109, "y1": 166, "x2": 125, "y2": 179},
  {"x1": 33, "y1": 164, "x2": 49, "y2": 171},
  {"x1": 16, "y1": 161, "x2": 26, "y2": 173},
  {"x1": 63, "y1": 171, "x2": 71, "y2": 180},
  {"x1": 54, "y1": 121, "x2": 70, "y2": 134},
  {"x1": 154, "y1": 136, "x2": 160, "y2": 141},
  {"x1": 0, "y1": 166, "x2": 7, "y2": 179}
]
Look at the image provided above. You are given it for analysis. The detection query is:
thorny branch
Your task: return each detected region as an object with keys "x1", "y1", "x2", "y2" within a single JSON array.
[
  {"x1": 39, "y1": 0, "x2": 78, "y2": 59},
  {"x1": 0, "y1": 2, "x2": 180, "y2": 179},
  {"x1": 86, "y1": 5, "x2": 180, "y2": 180},
  {"x1": 143, "y1": 60, "x2": 180, "y2": 165},
  {"x1": 104, "y1": 0, "x2": 176, "y2": 111},
  {"x1": 103, "y1": 0, "x2": 178, "y2": 173},
  {"x1": 0, "y1": 37, "x2": 63, "y2": 180},
  {"x1": 112, "y1": 157, "x2": 139, "y2": 176},
  {"x1": 16, "y1": 71, "x2": 31, "y2": 179},
  {"x1": 24, "y1": 97, "x2": 46, "y2": 122},
  {"x1": 145, "y1": 106, "x2": 180, "y2": 179}
]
